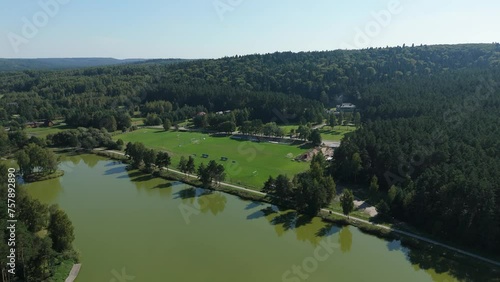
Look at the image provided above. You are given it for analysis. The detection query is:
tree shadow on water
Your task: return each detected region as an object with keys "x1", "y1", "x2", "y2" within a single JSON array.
[
  {"x1": 387, "y1": 238, "x2": 500, "y2": 281},
  {"x1": 118, "y1": 170, "x2": 143, "y2": 179},
  {"x1": 151, "y1": 181, "x2": 184, "y2": 190},
  {"x1": 245, "y1": 201, "x2": 263, "y2": 210},
  {"x1": 271, "y1": 211, "x2": 298, "y2": 231},
  {"x1": 316, "y1": 222, "x2": 342, "y2": 237},
  {"x1": 409, "y1": 245, "x2": 500, "y2": 281},
  {"x1": 295, "y1": 214, "x2": 313, "y2": 228},
  {"x1": 104, "y1": 166, "x2": 125, "y2": 176},
  {"x1": 131, "y1": 174, "x2": 155, "y2": 182},
  {"x1": 247, "y1": 206, "x2": 276, "y2": 220},
  {"x1": 105, "y1": 161, "x2": 122, "y2": 167},
  {"x1": 152, "y1": 182, "x2": 173, "y2": 189},
  {"x1": 174, "y1": 187, "x2": 197, "y2": 200}
]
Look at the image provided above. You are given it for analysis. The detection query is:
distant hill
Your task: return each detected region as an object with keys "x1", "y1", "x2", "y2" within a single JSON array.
[{"x1": 0, "y1": 58, "x2": 164, "y2": 72}]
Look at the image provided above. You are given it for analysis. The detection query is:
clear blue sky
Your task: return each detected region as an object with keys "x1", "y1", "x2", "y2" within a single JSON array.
[{"x1": 1, "y1": 0, "x2": 499, "y2": 59}]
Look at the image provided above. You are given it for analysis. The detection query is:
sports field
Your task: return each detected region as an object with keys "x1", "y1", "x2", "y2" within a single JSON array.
[{"x1": 113, "y1": 129, "x2": 310, "y2": 189}]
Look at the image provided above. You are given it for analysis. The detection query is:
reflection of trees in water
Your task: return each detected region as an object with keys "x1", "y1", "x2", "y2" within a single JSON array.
[
  {"x1": 25, "y1": 177, "x2": 63, "y2": 204},
  {"x1": 126, "y1": 169, "x2": 161, "y2": 192},
  {"x1": 198, "y1": 191, "x2": 227, "y2": 216},
  {"x1": 294, "y1": 215, "x2": 321, "y2": 246},
  {"x1": 152, "y1": 182, "x2": 174, "y2": 199},
  {"x1": 63, "y1": 154, "x2": 81, "y2": 166},
  {"x1": 257, "y1": 206, "x2": 498, "y2": 281},
  {"x1": 175, "y1": 188, "x2": 228, "y2": 215},
  {"x1": 404, "y1": 244, "x2": 500, "y2": 282},
  {"x1": 177, "y1": 187, "x2": 197, "y2": 206},
  {"x1": 255, "y1": 208, "x2": 331, "y2": 247},
  {"x1": 339, "y1": 226, "x2": 352, "y2": 253},
  {"x1": 80, "y1": 154, "x2": 99, "y2": 168}
]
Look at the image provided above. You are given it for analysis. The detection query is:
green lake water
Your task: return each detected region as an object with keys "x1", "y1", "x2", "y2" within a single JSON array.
[{"x1": 24, "y1": 154, "x2": 497, "y2": 282}]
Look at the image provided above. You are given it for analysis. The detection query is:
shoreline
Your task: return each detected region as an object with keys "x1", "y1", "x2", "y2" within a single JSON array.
[
  {"x1": 23, "y1": 170, "x2": 65, "y2": 183},
  {"x1": 91, "y1": 149, "x2": 500, "y2": 268}
]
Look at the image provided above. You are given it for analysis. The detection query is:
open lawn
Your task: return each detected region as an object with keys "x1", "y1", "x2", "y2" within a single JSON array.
[
  {"x1": 279, "y1": 124, "x2": 299, "y2": 134},
  {"x1": 278, "y1": 123, "x2": 324, "y2": 134},
  {"x1": 114, "y1": 129, "x2": 310, "y2": 189},
  {"x1": 319, "y1": 125, "x2": 356, "y2": 141},
  {"x1": 25, "y1": 124, "x2": 71, "y2": 138},
  {"x1": 131, "y1": 118, "x2": 144, "y2": 126}
]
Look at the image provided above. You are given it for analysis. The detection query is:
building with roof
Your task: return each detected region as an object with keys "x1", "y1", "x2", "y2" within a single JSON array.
[{"x1": 336, "y1": 103, "x2": 357, "y2": 112}]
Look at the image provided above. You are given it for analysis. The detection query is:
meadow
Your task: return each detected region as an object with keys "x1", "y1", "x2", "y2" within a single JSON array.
[
  {"x1": 25, "y1": 123, "x2": 70, "y2": 138},
  {"x1": 319, "y1": 125, "x2": 356, "y2": 141},
  {"x1": 114, "y1": 129, "x2": 310, "y2": 189},
  {"x1": 276, "y1": 124, "x2": 356, "y2": 142}
]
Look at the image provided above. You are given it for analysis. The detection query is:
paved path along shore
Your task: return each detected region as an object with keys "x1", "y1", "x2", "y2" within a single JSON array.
[
  {"x1": 65, "y1": 264, "x2": 81, "y2": 282},
  {"x1": 98, "y1": 149, "x2": 500, "y2": 267}
]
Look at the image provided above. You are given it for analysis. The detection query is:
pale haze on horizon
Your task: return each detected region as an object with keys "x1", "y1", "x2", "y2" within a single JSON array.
[{"x1": 0, "y1": 0, "x2": 499, "y2": 59}]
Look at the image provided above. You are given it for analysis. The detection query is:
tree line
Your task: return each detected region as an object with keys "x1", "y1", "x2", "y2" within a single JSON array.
[
  {"x1": 331, "y1": 67, "x2": 500, "y2": 253},
  {"x1": 263, "y1": 153, "x2": 335, "y2": 215},
  {"x1": 124, "y1": 142, "x2": 226, "y2": 188},
  {"x1": 0, "y1": 165, "x2": 77, "y2": 281}
]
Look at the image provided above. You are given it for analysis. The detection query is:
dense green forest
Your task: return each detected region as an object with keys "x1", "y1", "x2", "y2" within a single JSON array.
[
  {"x1": 1, "y1": 43, "x2": 500, "y2": 253},
  {"x1": 332, "y1": 67, "x2": 500, "y2": 252}
]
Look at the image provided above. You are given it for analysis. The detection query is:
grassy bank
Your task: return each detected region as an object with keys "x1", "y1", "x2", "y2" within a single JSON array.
[{"x1": 50, "y1": 259, "x2": 75, "y2": 282}]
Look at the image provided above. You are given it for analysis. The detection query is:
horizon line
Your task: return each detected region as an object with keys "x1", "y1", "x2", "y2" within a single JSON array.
[{"x1": 1, "y1": 42, "x2": 498, "y2": 61}]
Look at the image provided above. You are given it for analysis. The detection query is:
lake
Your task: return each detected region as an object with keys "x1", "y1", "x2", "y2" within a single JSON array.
[{"x1": 25, "y1": 154, "x2": 496, "y2": 281}]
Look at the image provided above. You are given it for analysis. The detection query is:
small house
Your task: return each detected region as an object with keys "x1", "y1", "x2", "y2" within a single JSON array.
[{"x1": 336, "y1": 103, "x2": 356, "y2": 112}]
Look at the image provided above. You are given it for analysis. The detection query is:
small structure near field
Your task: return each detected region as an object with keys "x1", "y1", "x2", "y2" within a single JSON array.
[
  {"x1": 336, "y1": 103, "x2": 357, "y2": 112},
  {"x1": 295, "y1": 147, "x2": 334, "y2": 162},
  {"x1": 202, "y1": 154, "x2": 209, "y2": 158},
  {"x1": 221, "y1": 157, "x2": 228, "y2": 161}
]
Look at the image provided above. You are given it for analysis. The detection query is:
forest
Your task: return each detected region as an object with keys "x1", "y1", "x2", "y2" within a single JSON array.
[
  {"x1": 1, "y1": 43, "x2": 499, "y2": 254},
  {"x1": 331, "y1": 67, "x2": 500, "y2": 252}
]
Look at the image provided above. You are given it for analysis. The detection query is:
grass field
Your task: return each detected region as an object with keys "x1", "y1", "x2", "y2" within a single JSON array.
[
  {"x1": 25, "y1": 124, "x2": 71, "y2": 138},
  {"x1": 277, "y1": 123, "x2": 356, "y2": 142},
  {"x1": 114, "y1": 129, "x2": 310, "y2": 189},
  {"x1": 279, "y1": 124, "x2": 299, "y2": 134},
  {"x1": 319, "y1": 125, "x2": 356, "y2": 141},
  {"x1": 131, "y1": 118, "x2": 144, "y2": 126}
]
